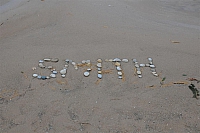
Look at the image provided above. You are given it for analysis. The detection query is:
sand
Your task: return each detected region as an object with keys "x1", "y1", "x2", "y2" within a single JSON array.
[{"x1": 0, "y1": 0, "x2": 200, "y2": 132}]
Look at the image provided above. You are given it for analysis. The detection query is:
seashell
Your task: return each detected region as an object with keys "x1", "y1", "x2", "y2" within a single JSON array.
[
  {"x1": 138, "y1": 75, "x2": 142, "y2": 78},
  {"x1": 108, "y1": 59, "x2": 113, "y2": 62},
  {"x1": 98, "y1": 74, "x2": 102, "y2": 79},
  {"x1": 46, "y1": 76, "x2": 50, "y2": 79},
  {"x1": 41, "y1": 76, "x2": 46, "y2": 80},
  {"x1": 122, "y1": 59, "x2": 129, "y2": 63},
  {"x1": 60, "y1": 69, "x2": 67, "y2": 75},
  {"x1": 97, "y1": 63, "x2": 102, "y2": 68},
  {"x1": 150, "y1": 65, "x2": 155, "y2": 68},
  {"x1": 113, "y1": 58, "x2": 121, "y2": 62},
  {"x1": 116, "y1": 66, "x2": 122, "y2": 71},
  {"x1": 39, "y1": 60, "x2": 44, "y2": 63},
  {"x1": 50, "y1": 74, "x2": 56, "y2": 78},
  {"x1": 152, "y1": 72, "x2": 157, "y2": 74},
  {"x1": 137, "y1": 71, "x2": 142, "y2": 75},
  {"x1": 98, "y1": 71, "x2": 102, "y2": 74},
  {"x1": 64, "y1": 64, "x2": 69, "y2": 68},
  {"x1": 97, "y1": 68, "x2": 101, "y2": 71},
  {"x1": 44, "y1": 58, "x2": 51, "y2": 62},
  {"x1": 153, "y1": 73, "x2": 158, "y2": 77},
  {"x1": 118, "y1": 71, "x2": 122, "y2": 76},
  {"x1": 61, "y1": 74, "x2": 66, "y2": 78},
  {"x1": 33, "y1": 74, "x2": 38, "y2": 78},
  {"x1": 38, "y1": 63, "x2": 45, "y2": 68},
  {"x1": 51, "y1": 58, "x2": 59, "y2": 62},
  {"x1": 140, "y1": 64, "x2": 145, "y2": 67},
  {"x1": 97, "y1": 59, "x2": 102, "y2": 63},
  {"x1": 149, "y1": 62, "x2": 153, "y2": 65},
  {"x1": 115, "y1": 62, "x2": 121, "y2": 66}
]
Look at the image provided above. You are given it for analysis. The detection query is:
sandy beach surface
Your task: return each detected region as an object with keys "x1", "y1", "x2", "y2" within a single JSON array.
[{"x1": 0, "y1": 0, "x2": 200, "y2": 132}]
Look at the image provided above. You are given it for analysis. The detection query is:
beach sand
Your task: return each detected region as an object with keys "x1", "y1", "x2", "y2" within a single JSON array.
[{"x1": 0, "y1": 0, "x2": 200, "y2": 132}]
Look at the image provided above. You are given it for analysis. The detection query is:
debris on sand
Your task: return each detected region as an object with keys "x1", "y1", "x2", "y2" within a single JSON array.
[{"x1": 188, "y1": 84, "x2": 199, "y2": 99}]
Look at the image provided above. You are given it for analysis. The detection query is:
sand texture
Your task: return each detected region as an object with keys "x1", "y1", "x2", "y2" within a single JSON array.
[{"x1": 0, "y1": 0, "x2": 200, "y2": 132}]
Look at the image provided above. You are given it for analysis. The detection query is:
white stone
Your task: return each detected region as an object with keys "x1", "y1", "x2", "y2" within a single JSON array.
[
  {"x1": 118, "y1": 76, "x2": 122, "y2": 79},
  {"x1": 148, "y1": 58, "x2": 152, "y2": 62},
  {"x1": 87, "y1": 68, "x2": 92, "y2": 71},
  {"x1": 118, "y1": 71, "x2": 122, "y2": 76},
  {"x1": 122, "y1": 59, "x2": 129, "y2": 63},
  {"x1": 113, "y1": 58, "x2": 121, "y2": 62},
  {"x1": 50, "y1": 74, "x2": 56, "y2": 78},
  {"x1": 82, "y1": 60, "x2": 86, "y2": 64},
  {"x1": 44, "y1": 58, "x2": 51, "y2": 62},
  {"x1": 97, "y1": 68, "x2": 101, "y2": 71},
  {"x1": 135, "y1": 64, "x2": 139, "y2": 68},
  {"x1": 133, "y1": 59, "x2": 137, "y2": 63},
  {"x1": 47, "y1": 66, "x2": 53, "y2": 69},
  {"x1": 37, "y1": 75, "x2": 42, "y2": 79},
  {"x1": 98, "y1": 74, "x2": 102, "y2": 79},
  {"x1": 145, "y1": 64, "x2": 150, "y2": 67},
  {"x1": 33, "y1": 74, "x2": 38, "y2": 78},
  {"x1": 116, "y1": 66, "x2": 122, "y2": 71},
  {"x1": 140, "y1": 64, "x2": 145, "y2": 67},
  {"x1": 97, "y1": 63, "x2": 102, "y2": 68},
  {"x1": 38, "y1": 63, "x2": 45, "y2": 68},
  {"x1": 138, "y1": 75, "x2": 142, "y2": 78},
  {"x1": 72, "y1": 62, "x2": 76, "y2": 66},
  {"x1": 51, "y1": 58, "x2": 59, "y2": 62},
  {"x1": 39, "y1": 60, "x2": 44, "y2": 63},
  {"x1": 98, "y1": 71, "x2": 102, "y2": 74},
  {"x1": 61, "y1": 74, "x2": 66, "y2": 78},
  {"x1": 60, "y1": 69, "x2": 67, "y2": 75},
  {"x1": 137, "y1": 71, "x2": 142, "y2": 75},
  {"x1": 46, "y1": 76, "x2": 50, "y2": 79},
  {"x1": 53, "y1": 71, "x2": 58, "y2": 74},
  {"x1": 152, "y1": 72, "x2": 157, "y2": 75},
  {"x1": 150, "y1": 65, "x2": 155, "y2": 68},
  {"x1": 97, "y1": 59, "x2": 102, "y2": 63}
]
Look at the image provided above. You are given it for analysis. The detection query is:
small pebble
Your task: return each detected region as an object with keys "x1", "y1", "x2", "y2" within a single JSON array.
[
  {"x1": 87, "y1": 68, "x2": 92, "y2": 71},
  {"x1": 138, "y1": 75, "x2": 142, "y2": 78},
  {"x1": 97, "y1": 63, "x2": 102, "y2": 68},
  {"x1": 38, "y1": 63, "x2": 45, "y2": 68},
  {"x1": 51, "y1": 58, "x2": 59, "y2": 62},
  {"x1": 118, "y1": 71, "x2": 122, "y2": 76},
  {"x1": 50, "y1": 74, "x2": 56, "y2": 78},
  {"x1": 39, "y1": 60, "x2": 44, "y2": 63},
  {"x1": 47, "y1": 66, "x2": 53, "y2": 69},
  {"x1": 53, "y1": 71, "x2": 58, "y2": 74},
  {"x1": 60, "y1": 69, "x2": 67, "y2": 75},
  {"x1": 98, "y1": 71, "x2": 102, "y2": 74},
  {"x1": 149, "y1": 62, "x2": 153, "y2": 65},
  {"x1": 33, "y1": 74, "x2": 38, "y2": 78},
  {"x1": 97, "y1": 59, "x2": 102, "y2": 63},
  {"x1": 44, "y1": 58, "x2": 51, "y2": 62},
  {"x1": 133, "y1": 59, "x2": 137, "y2": 63},
  {"x1": 116, "y1": 66, "x2": 122, "y2": 71},
  {"x1": 122, "y1": 59, "x2": 129, "y2": 63},
  {"x1": 150, "y1": 65, "x2": 155, "y2": 68},
  {"x1": 41, "y1": 76, "x2": 46, "y2": 80},
  {"x1": 145, "y1": 64, "x2": 150, "y2": 67},
  {"x1": 98, "y1": 74, "x2": 102, "y2": 79},
  {"x1": 118, "y1": 76, "x2": 122, "y2": 79},
  {"x1": 148, "y1": 57, "x2": 152, "y2": 62},
  {"x1": 113, "y1": 58, "x2": 121, "y2": 62},
  {"x1": 115, "y1": 62, "x2": 121, "y2": 66},
  {"x1": 140, "y1": 64, "x2": 145, "y2": 67},
  {"x1": 37, "y1": 75, "x2": 42, "y2": 79},
  {"x1": 97, "y1": 67, "x2": 101, "y2": 71},
  {"x1": 135, "y1": 64, "x2": 139, "y2": 68},
  {"x1": 46, "y1": 76, "x2": 50, "y2": 79},
  {"x1": 137, "y1": 71, "x2": 142, "y2": 75},
  {"x1": 84, "y1": 72, "x2": 90, "y2": 77},
  {"x1": 61, "y1": 74, "x2": 66, "y2": 78}
]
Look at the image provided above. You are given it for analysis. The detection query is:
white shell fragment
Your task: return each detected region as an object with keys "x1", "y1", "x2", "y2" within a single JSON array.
[
  {"x1": 113, "y1": 58, "x2": 121, "y2": 62},
  {"x1": 137, "y1": 71, "x2": 142, "y2": 75},
  {"x1": 61, "y1": 75, "x2": 66, "y2": 78},
  {"x1": 135, "y1": 64, "x2": 139, "y2": 68},
  {"x1": 51, "y1": 58, "x2": 59, "y2": 62},
  {"x1": 97, "y1": 59, "x2": 102, "y2": 63},
  {"x1": 39, "y1": 60, "x2": 44, "y2": 63},
  {"x1": 97, "y1": 63, "x2": 102, "y2": 68},
  {"x1": 145, "y1": 64, "x2": 150, "y2": 67},
  {"x1": 150, "y1": 65, "x2": 155, "y2": 68},
  {"x1": 84, "y1": 71, "x2": 90, "y2": 77},
  {"x1": 50, "y1": 74, "x2": 56, "y2": 78},
  {"x1": 37, "y1": 75, "x2": 42, "y2": 79},
  {"x1": 98, "y1": 71, "x2": 102, "y2": 74},
  {"x1": 122, "y1": 59, "x2": 129, "y2": 63},
  {"x1": 47, "y1": 66, "x2": 53, "y2": 69},
  {"x1": 149, "y1": 62, "x2": 153, "y2": 65},
  {"x1": 118, "y1": 71, "x2": 122, "y2": 76},
  {"x1": 153, "y1": 73, "x2": 158, "y2": 77},
  {"x1": 97, "y1": 68, "x2": 101, "y2": 71},
  {"x1": 82, "y1": 60, "x2": 86, "y2": 64},
  {"x1": 60, "y1": 69, "x2": 67, "y2": 75},
  {"x1": 44, "y1": 58, "x2": 51, "y2": 62},
  {"x1": 148, "y1": 58, "x2": 152, "y2": 62},
  {"x1": 46, "y1": 76, "x2": 50, "y2": 79},
  {"x1": 98, "y1": 74, "x2": 102, "y2": 79},
  {"x1": 133, "y1": 59, "x2": 137, "y2": 63},
  {"x1": 115, "y1": 62, "x2": 121, "y2": 66},
  {"x1": 38, "y1": 63, "x2": 45, "y2": 68},
  {"x1": 138, "y1": 75, "x2": 142, "y2": 78},
  {"x1": 33, "y1": 74, "x2": 38, "y2": 78},
  {"x1": 116, "y1": 66, "x2": 122, "y2": 71},
  {"x1": 72, "y1": 62, "x2": 76, "y2": 66},
  {"x1": 53, "y1": 71, "x2": 58, "y2": 74},
  {"x1": 87, "y1": 68, "x2": 92, "y2": 71},
  {"x1": 118, "y1": 76, "x2": 122, "y2": 79},
  {"x1": 140, "y1": 64, "x2": 145, "y2": 67}
]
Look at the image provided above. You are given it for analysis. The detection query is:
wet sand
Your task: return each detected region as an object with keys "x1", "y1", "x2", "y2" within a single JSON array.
[{"x1": 0, "y1": 0, "x2": 200, "y2": 132}]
